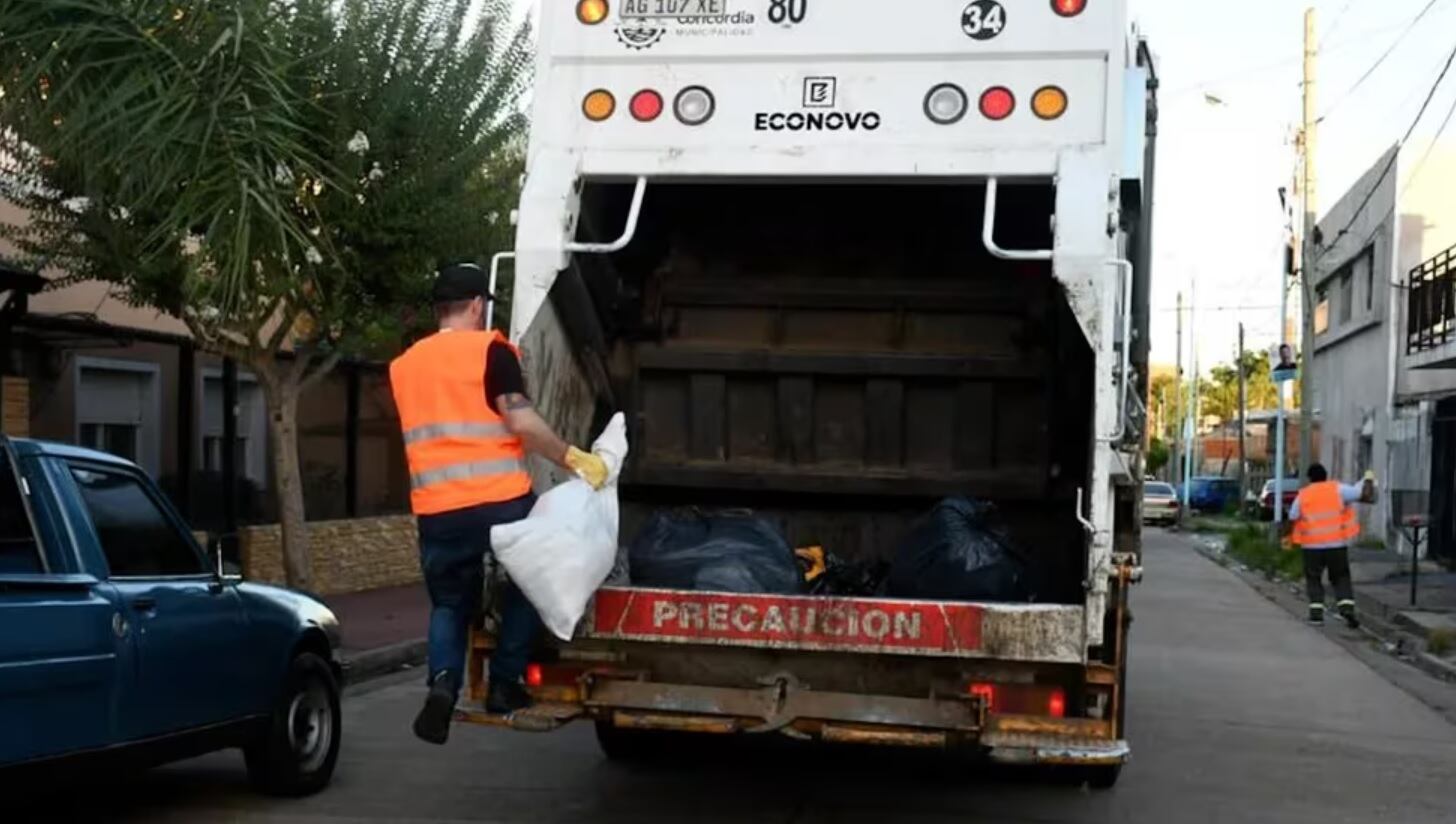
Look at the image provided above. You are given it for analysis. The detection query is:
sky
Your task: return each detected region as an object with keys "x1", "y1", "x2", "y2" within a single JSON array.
[
  {"x1": 505, "y1": 0, "x2": 1456, "y2": 374},
  {"x1": 1131, "y1": 0, "x2": 1456, "y2": 372}
]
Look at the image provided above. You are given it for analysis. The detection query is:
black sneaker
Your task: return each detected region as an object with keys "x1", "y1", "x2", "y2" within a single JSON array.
[
  {"x1": 413, "y1": 672, "x2": 458, "y2": 745},
  {"x1": 1338, "y1": 603, "x2": 1360, "y2": 630},
  {"x1": 486, "y1": 680, "x2": 534, "y2": 715},
  {"x1": 1307, "y1": 606, "x2": 1325, "y2": 626}
]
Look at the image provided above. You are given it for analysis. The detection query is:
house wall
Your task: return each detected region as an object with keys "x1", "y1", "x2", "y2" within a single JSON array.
[
  {"x1": 1393, "y1": 147, "x2": 1456, "y2": 402},
  {"x1": 1311, "y1": 147, "x2": 1399, "y2": 542}
]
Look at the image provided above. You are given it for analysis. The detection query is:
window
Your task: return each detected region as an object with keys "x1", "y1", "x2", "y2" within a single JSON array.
[
  {"x1": 1365, "y1": 256, "x2": 1375, "y2": 312},
  {"x1": 1357, "y1": 431, "x2": 1373, "y2": 475},
  {"x1": 69, "y1": 465, "x2": 203, "y2": 577},
  {"x1": 79, "y1": 422, "x2": 140, "y2": 464},
  {"x1": 1339, "y1": 270, "x2": 1354, "y2": 324},
  {"x1": 76, "y1": 361, "x2": 159, "y2": 476},
  {"x1": 0, "y1": 451, "x2": 44, "y2": 575},
  {"x1": 202, "y1": 372, "x2": 267, "y2": 485},
  {"x1": 1315, "y1": 286, "x2": 1330, "y2": 335}
]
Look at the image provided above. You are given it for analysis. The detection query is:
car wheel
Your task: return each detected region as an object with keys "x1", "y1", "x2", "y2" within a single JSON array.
[{"x1": 244, "y1": 652, "x2": 342, "y2": 797}]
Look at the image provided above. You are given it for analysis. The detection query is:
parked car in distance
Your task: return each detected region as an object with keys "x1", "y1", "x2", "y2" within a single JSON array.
[
  {"x1": 1258, "y1": 478, "x2": 1303, "y2": 521},
  {"x1": 1180, "y1": 477, "x2": 1240, "y2": 514},
  {"x1": 1143, "y1": 482, "x2": 1180, "y2": 526},
  {"x1": 0, "y1": 437, "x2": 343, "y2": 796}
]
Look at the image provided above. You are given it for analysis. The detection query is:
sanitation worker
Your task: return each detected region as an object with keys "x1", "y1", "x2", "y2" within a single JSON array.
[
  {"x1": 390, "y1": 263, "x2": 610, "y2": 744},
  {"x1": 1285, "y1": 463, "x2": 1377, "y2": 628}
]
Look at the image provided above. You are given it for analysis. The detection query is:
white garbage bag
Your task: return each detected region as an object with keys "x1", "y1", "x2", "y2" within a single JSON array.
[{"x1": 491, "y1": 413, "x2": 628, "y2": 641}]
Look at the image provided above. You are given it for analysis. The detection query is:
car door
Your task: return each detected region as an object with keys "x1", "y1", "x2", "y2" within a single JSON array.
[
  {"x1": 62, "y1": 459, "x2": 255, "y2": 740},
  {"x1": 0, "y1": 440, "x2": 128, "y2": 764}
]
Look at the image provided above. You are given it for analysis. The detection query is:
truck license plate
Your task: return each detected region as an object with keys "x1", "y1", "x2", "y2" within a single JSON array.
[
  {"x1": 592, "y1": 588, "x2": 985, "y2": 657},
  {"x1": 621, "y1": 0, "x2": 729, "y2": 18}
]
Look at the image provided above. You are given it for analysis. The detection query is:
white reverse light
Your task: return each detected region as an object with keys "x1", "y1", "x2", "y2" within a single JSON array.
[
  {"x1": 674, "y1": 86, "x2": 716, "y2": 126},
  {"x1": 924, "y1": 83, "x2": 969, "y2": 125}
]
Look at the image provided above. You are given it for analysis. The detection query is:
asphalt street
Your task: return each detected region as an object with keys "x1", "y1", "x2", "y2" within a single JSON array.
[{"x1": 20, "y1": 530, "x2": 1456, "y2": 823}]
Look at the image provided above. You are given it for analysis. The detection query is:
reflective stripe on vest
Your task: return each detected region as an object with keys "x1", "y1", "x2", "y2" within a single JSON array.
[
  {"x1": 402, "y1": 421, "x2": 512, "y2": 446},
  {"x1": 410, "y1": 457, "x2": 527, "y2": 491},
  {"x1": 389, "y1": 329, "x2": 532, "y2": 515},
  {"x1": 1292, "y1": 481, "x2": 1359, "y2": 547}
]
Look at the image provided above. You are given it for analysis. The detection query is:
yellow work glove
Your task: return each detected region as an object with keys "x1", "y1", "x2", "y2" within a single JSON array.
[{"x1": 565, "y1": 446, "x2": 610, "y2": 490}]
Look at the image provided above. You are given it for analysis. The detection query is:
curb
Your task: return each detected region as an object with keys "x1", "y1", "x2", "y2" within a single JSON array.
[
  {"x1": 1187, "y1": 539, "x2": 1456, "y2": 685},
  {"x1": 341, "y1": 638, "x2": 428, "y2": 685}
]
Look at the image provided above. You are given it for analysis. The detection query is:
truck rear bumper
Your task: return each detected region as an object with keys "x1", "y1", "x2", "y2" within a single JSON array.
[{"x1": 455, "y1": 674, "x2": 1128, "y2": 766}]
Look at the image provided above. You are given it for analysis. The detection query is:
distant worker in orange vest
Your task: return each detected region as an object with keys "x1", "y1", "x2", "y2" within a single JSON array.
[
  {"x1": 390, "y1": 263, "x2": 611, "y2": 745},
  {"x1": 1286, "y1": 463, "x2": 1377, "y2": 628}
]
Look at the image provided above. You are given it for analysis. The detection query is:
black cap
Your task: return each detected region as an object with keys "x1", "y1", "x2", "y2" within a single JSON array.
[{"x1": 431, "y1": 262, "x2": 493, "y2": 303}]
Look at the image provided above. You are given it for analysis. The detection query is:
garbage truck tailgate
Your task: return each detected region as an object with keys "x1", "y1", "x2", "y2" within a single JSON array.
[{"x1": 587, "y1": 587, "x2": 1085, "y2": 664}]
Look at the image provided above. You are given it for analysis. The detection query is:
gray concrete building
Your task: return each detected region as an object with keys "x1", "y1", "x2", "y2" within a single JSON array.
[{"x1": 1310, "y1": 144, "x2": 1456, "y2": 556}]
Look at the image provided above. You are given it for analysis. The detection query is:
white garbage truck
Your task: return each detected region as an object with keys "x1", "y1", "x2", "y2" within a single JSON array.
[{"x1": 465, "y1": 0, "x2": 1157, "y2": 787}]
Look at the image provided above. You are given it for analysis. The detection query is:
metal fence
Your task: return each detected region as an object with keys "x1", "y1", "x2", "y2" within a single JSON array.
[{"x1": 1408, "y1": 244, "x2": 1456, "y2": 355}]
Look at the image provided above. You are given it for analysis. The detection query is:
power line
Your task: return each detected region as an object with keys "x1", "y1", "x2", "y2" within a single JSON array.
[
  {"x1": 1319, "y1": 0, "x2": 1445, "y2": 124},
  {"x1": 1165, "y1": 13, "x2": 1451, "y2": 100},
  {"x1": 1321, "y1": 35, "x2": 1456, "y2": 252},
  {"x1": 1343, "y1": 67, "x2": 1456, "y2": 269}
]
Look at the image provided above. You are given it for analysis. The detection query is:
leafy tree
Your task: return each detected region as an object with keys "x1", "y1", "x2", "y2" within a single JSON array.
[
  {"x1": 1147, "y1": 437, "x2": 1171, "y2": 478},
  {"x1": 1, "y1": 0, "x2": 530, "y2": 588}
]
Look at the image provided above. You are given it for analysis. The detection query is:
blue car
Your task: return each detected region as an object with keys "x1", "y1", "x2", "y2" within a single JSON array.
[
  {"x1": 1179, "y1": 476, "x2": 1240, "y2": 514},
  {"x1": 0, "y1": 437, "x2": 342, "y2": 795}
]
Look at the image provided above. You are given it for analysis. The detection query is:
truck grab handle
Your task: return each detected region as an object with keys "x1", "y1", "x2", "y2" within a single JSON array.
[
  {"x1": 981, "y1": 178, "x2": 1053, "y2": 262},
  {"x1": 1101, "y1": 258, "x2": 1135, "y2": 445},
  {"x1": 488, "y1": 251, "x2": 514, "y2": 333},
  {"x1": 566, "y1": 176, "x2": 648, "y2": 255}
]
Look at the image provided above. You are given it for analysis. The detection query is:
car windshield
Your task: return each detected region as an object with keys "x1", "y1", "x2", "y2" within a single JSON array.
[{"x1": 1146, "y1": 483, "x2": 1176, "y2": 497}]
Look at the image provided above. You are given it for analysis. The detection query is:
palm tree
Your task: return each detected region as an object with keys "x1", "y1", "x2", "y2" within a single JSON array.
[{"x1": 1, "y1": 0, "x2": 531, "y2": 588}]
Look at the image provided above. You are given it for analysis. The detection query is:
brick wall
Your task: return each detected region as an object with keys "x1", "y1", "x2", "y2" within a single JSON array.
[
  {"x1": 239, "y1": 515, "x2": 419, "y2": 595},
  {"x1": 2, "y1": 377, "x2": 28, "y2": 437}
]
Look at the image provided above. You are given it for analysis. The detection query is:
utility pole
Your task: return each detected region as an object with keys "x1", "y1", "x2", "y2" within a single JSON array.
[
  {"x1": 1298, "y1": 6, "x2": 1319, "y2": 480},
  {"x1": 1238, "y1": 323, "x2": 1247, "y2": 507},
  {"x1": 1182, "y1": 283, "x2": 1197, "y2": 511},
  {"x1": 1173, "y1": 291, "x2": 1183, "y2": 489}
]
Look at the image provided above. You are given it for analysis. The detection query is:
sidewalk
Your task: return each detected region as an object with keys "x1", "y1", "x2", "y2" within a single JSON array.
[
  {"x1": 323, "y1": 583, "x2": 431, "y2": 684},
  {"x1": 1348, "y1": 547, "x2": 1456, "y2": 652}
]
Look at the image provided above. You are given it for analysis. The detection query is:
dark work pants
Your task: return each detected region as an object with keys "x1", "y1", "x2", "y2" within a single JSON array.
[
  {"x1": 417, "y1": 494, "x2": 539, "y2": 699},
  {"x1": 1302, "y1": 547, "x2": 1355, "y2": 608}
]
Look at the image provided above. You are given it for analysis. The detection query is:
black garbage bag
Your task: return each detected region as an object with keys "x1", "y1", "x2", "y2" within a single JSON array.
[
  {"x1": 887, "y1": 498, "x2": 1032, "y2": 602},
  {"x1": 804, "y1": 549, "x2": 890, "y2": 598},
  {"x1": 628, "y1": 510, "x2": 803, "y2": 595}
]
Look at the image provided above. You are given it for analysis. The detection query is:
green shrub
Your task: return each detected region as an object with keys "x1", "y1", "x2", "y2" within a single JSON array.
[
  {"x1": 1225, "y1": 526, "x2": 1303, "y2": 580},
  {"x1": 1428, "y1": 629, "x2": 1456, "y2": 657}
]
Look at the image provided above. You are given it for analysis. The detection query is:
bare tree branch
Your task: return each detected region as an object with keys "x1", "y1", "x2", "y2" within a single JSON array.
[
  {"x1": 300, "y1": 348, "x2": 344, "y2": 393},
  {"x1": 266, "y1": 301, "x2": 303, "y2": 353},
  {"x1": 182, "y1": 315, "x2": 255, "y2": 363}
]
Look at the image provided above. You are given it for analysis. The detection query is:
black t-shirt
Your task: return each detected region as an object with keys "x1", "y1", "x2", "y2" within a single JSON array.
[{"x1": 485, "y1": 340, "x2": 526, "y2": 413}]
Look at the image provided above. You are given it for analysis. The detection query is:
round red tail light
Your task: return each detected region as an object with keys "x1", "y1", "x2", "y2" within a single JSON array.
[
  {"x1": 979, "y1": 86, "x2": 1016, "y2": 121},
  {"x1": 630, "y1": 89, "x2": 664, "y2": 122},
  {"x1": 1052, "y1": 0, "x2": 1087, "y2": 17}
]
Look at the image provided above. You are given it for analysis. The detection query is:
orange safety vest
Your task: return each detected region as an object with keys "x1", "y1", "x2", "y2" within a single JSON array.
[
  {"x1": 389, "y1": 330, "x2": 532, "y2": 516},
  {"x1": 1292, "y1": 480, "x2": 1359, "y2": 547}
]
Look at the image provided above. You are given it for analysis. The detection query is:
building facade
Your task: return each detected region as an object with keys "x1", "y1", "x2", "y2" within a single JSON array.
[{"x1": 1311, "y1": 145, "x2": 1456, "y2": 557}]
